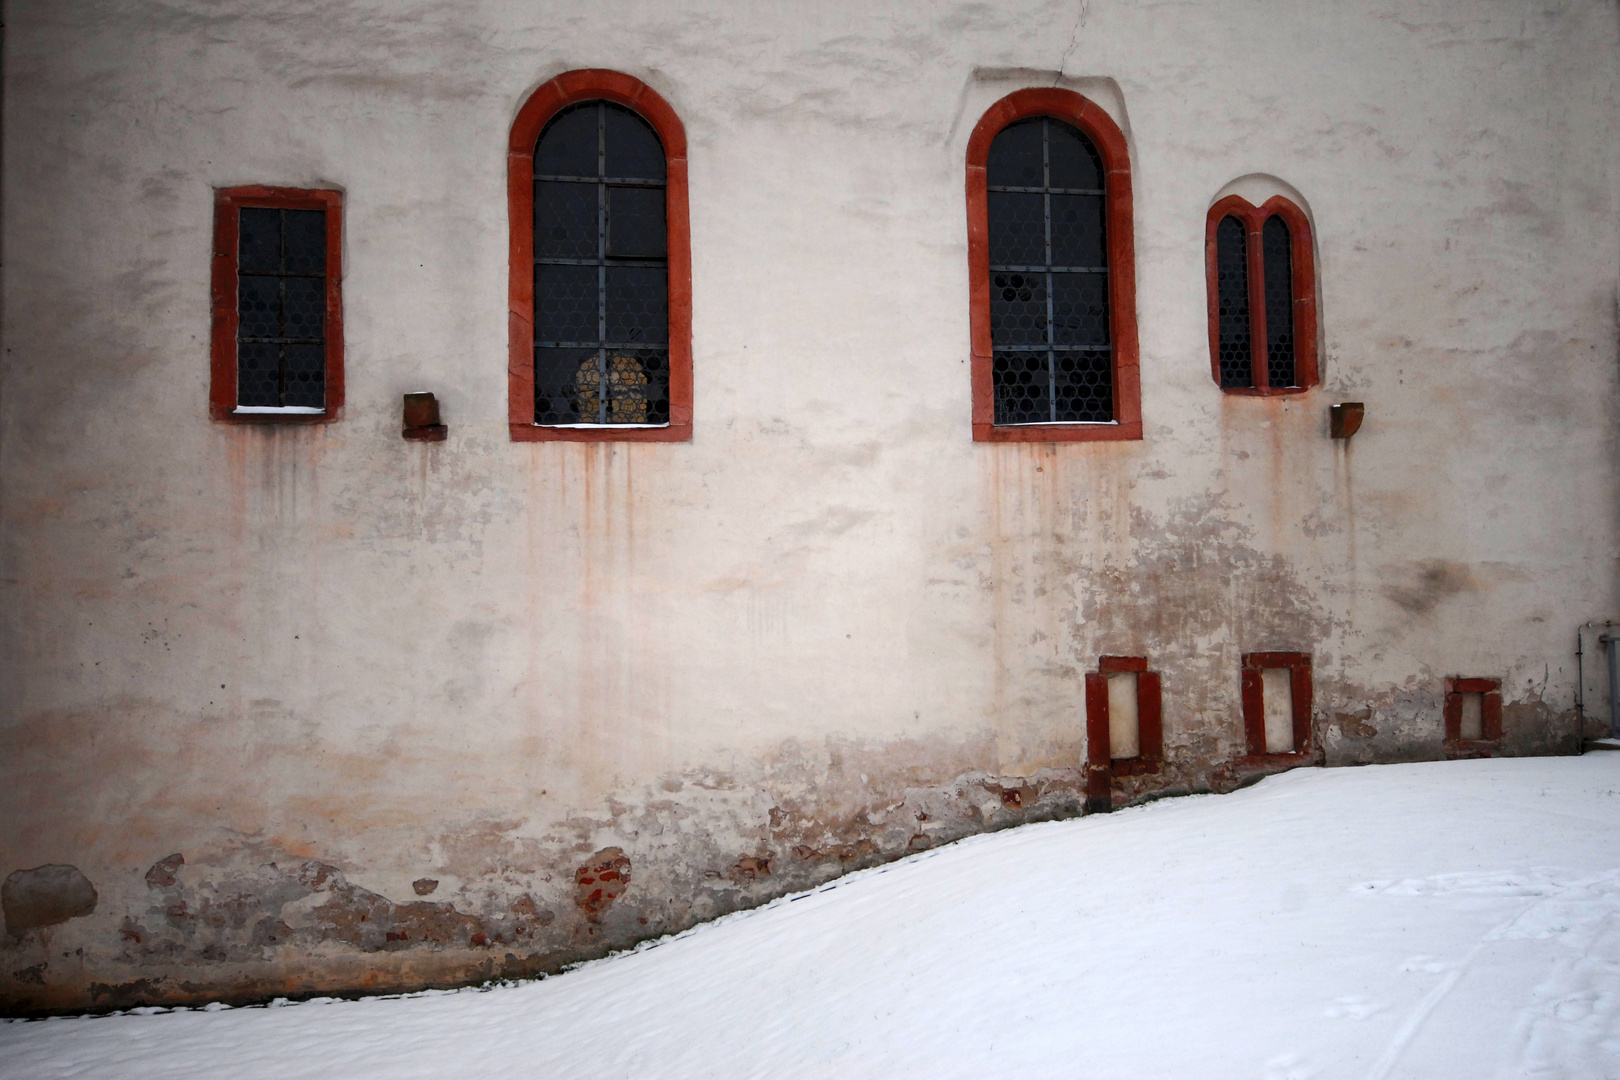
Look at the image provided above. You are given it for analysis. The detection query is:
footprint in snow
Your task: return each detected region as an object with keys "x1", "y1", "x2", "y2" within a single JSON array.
[
  {"x1": 1322, "y1": 995, "x2": 1387, "y2": 1020},
  {"x1": 1262, "y1": 1051, "x2": 1317, "y2": 1080},
  {"x1": 1398, "y1": 954, "x2": 1451, "y2": 974}
]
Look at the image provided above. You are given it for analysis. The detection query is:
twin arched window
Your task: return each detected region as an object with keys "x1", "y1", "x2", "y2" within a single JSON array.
[{"x1": 1205, "y1": 195, "x2": 1318, "y2": 394}]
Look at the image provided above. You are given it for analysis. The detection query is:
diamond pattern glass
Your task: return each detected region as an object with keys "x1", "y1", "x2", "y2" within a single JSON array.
[
  {"x1": 1263, "y1": 215, "x2": 1296, "y2": 389},
  {"x1": 986, "y1": 116, "x2": 1112, "y2": 424},
  {"x1": 533, "y1": 101, "x2": 669, "y2": 425},
  {"x1": 235, "y1": 207, "x2": 326, "y2": 410},
  {"x1": 1216, "y1": 215, "x2": 1252, "y2": 388}
]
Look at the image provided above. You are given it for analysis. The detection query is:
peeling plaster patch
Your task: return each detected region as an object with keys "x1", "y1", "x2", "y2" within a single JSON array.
[
  {"x1": 0, "y1": 707, "x2": 1581, "y2": 1014},
  {"x1": 412, "y1": 878, "x2": 439, "y2": 896},
  {"x1": 728, "y1": 856, "x2": 771, "y2": 884},
  {"x1": 128, "y1": 859, "x2": 528, "y2": 967},
  {"x1": 145, "y1": 853, "x2": 184, "y2": 889},
  {"x1": 574, "y1": 849, "x2": 631, "y2": 924},
  {"x1": 3, "y1": 865, "x2": 98, "y2": 936}
]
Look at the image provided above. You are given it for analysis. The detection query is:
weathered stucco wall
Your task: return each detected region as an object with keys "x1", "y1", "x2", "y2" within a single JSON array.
[{"x1": 3, "y1": 0, "x2": 1618, "y2": 1014}]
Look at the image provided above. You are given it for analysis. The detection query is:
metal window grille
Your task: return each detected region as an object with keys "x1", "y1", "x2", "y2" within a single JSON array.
[
  {"x1": 236, "y1": 207, "x2": 326, "y2": 409},
  {"x1": 1262, "y1": 215, "x2": 1296, "y2": 388},
  {"x1": 533, "y1": 101, "x2": 670, "y2": 426},
  {"x1": 986, "y1": 116, "x2": 1112, "y2": 425},
  {"x1": 1215, "y1": 215, "x2": 1252, "y2": 388}
]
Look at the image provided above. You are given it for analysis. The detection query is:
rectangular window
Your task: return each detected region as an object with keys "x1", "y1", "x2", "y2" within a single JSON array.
[
  {"x1": 210, "y1": 187, "x2": 344, "y2": 422},
  {"x1": 1241, "y1": 652, "x2": 1313, "y2": 761},
  {"x1": 1444, "y1": 677, "x2": 1503, "y2": 755},
  {"x1": 1084, "y1": 656, "x2": 1164, "y2": 812}
]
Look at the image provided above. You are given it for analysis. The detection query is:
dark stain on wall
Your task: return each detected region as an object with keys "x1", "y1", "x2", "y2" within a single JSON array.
[
  {"x1": 3, "y1": 865, "x2": 98, "y2": 937},
  {"x1": 1380, "y1": 559, "x2": 1478, "y2": 616}
]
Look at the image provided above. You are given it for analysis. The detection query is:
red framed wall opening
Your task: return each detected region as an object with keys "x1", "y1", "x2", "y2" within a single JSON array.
[
  {"x1": 508, "y1": 70, "x2": 693, "y2": 443},
  {"x1": 1444, "y1": 677, "x2": 1503, "y2": 757},
  {"x1": 210, "y1": 186, "x2": 345, "y2": 423},
  {"x1": 1084, "y1": 655, "x2": 1164, "y2": 812},
  {"x1": 1205, "y1": 194, "x2": 1318, "y2": 396},
  {"x1": 966, "y1": 88, "x2": 1140, "y2": 443},
  {"x1": 1240, "y1": 652, "x2": 1314, "y2": 763}
]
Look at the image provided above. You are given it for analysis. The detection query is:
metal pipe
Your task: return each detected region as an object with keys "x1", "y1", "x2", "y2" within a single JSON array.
[
  {"x1": 1602, "y1": 632, "x2": 1620, "y2": 740},
  {"x1": 1577, "y1": 624, "x2": 1585, "y2": 736}
]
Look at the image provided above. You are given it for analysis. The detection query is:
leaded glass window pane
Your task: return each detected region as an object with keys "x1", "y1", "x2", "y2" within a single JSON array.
[
  {"x1": 1215, "y1": 215, "x2": 1252, "y2": 388},
  {"x1": 236, "y1": 207, "x2": 326, "y2": 410},
  {"x1": 533, "y1": 100, "x2": 670, "y2": 426},
  {"x1": 1262, "y1": 215, "x2": 1296, "y2": 388},
  {"x1": 986, "y1": 117, "x2": 1112, "y2": 424}
]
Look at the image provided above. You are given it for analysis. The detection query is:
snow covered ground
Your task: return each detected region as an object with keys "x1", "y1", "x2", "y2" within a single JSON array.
[{"x1": 6, "y1": 755, "x2": 1620, "y2": 1080}]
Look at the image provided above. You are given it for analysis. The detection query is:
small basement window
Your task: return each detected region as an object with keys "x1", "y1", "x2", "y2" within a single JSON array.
[
  {"x1": 1444, "y1": 677, "x2": 1502, "y2": 755},
  {"x1": 1084, "y1": 656, "x2": 1164, "y2": 812},
  {"x1": 1241, "y1": 652, "x2": 1313, "y2": 760}
]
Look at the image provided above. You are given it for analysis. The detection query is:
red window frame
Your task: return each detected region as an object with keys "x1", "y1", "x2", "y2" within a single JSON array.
[
  {"x1": 1083, "y1": 656, "x2": 1164, "y2": 812},
  {"x1": 1443, "y1": 677, "x2": 1503, "y2": 756},
  {"x1": 1240, "y1": 652, "x2": 1314, "y2": 762},
  {"x1": 1205, "y1": 195, "x2": 1318, "y2": 395},
  {"x1": 966, "y1": 88, "x2": 1140, "y2": 442},
  {"x1": 508, "y1": 70, "x2": 693, "y2": 443},
  {"x1": 209, "y1": 186, "x2": 345, "y2": 423}
]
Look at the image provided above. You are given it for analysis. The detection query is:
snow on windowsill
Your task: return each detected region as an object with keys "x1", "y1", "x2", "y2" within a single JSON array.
[
  {"x1": 234, "y1": 406, "x2": 326, "y2": 415},
  {"x1": 537, "y1": 422, "x2": 671, "y2": 429}
]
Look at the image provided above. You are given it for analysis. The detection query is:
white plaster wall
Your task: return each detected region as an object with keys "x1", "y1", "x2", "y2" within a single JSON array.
[{"x1": 2, "y1": 0, "x2": 1617, "y2": 1009}]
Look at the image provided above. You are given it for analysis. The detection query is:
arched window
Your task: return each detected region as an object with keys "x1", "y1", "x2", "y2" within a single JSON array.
[
  {"x1": 966, "y1": 89, "x2": 1139, "y2": 442},
  {"x1": 1205, "y1": 195, "x2": 1317, "y2": 394},
  {"x1": 508, "y1": 71, "x2": 692, "y2": 441}
]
